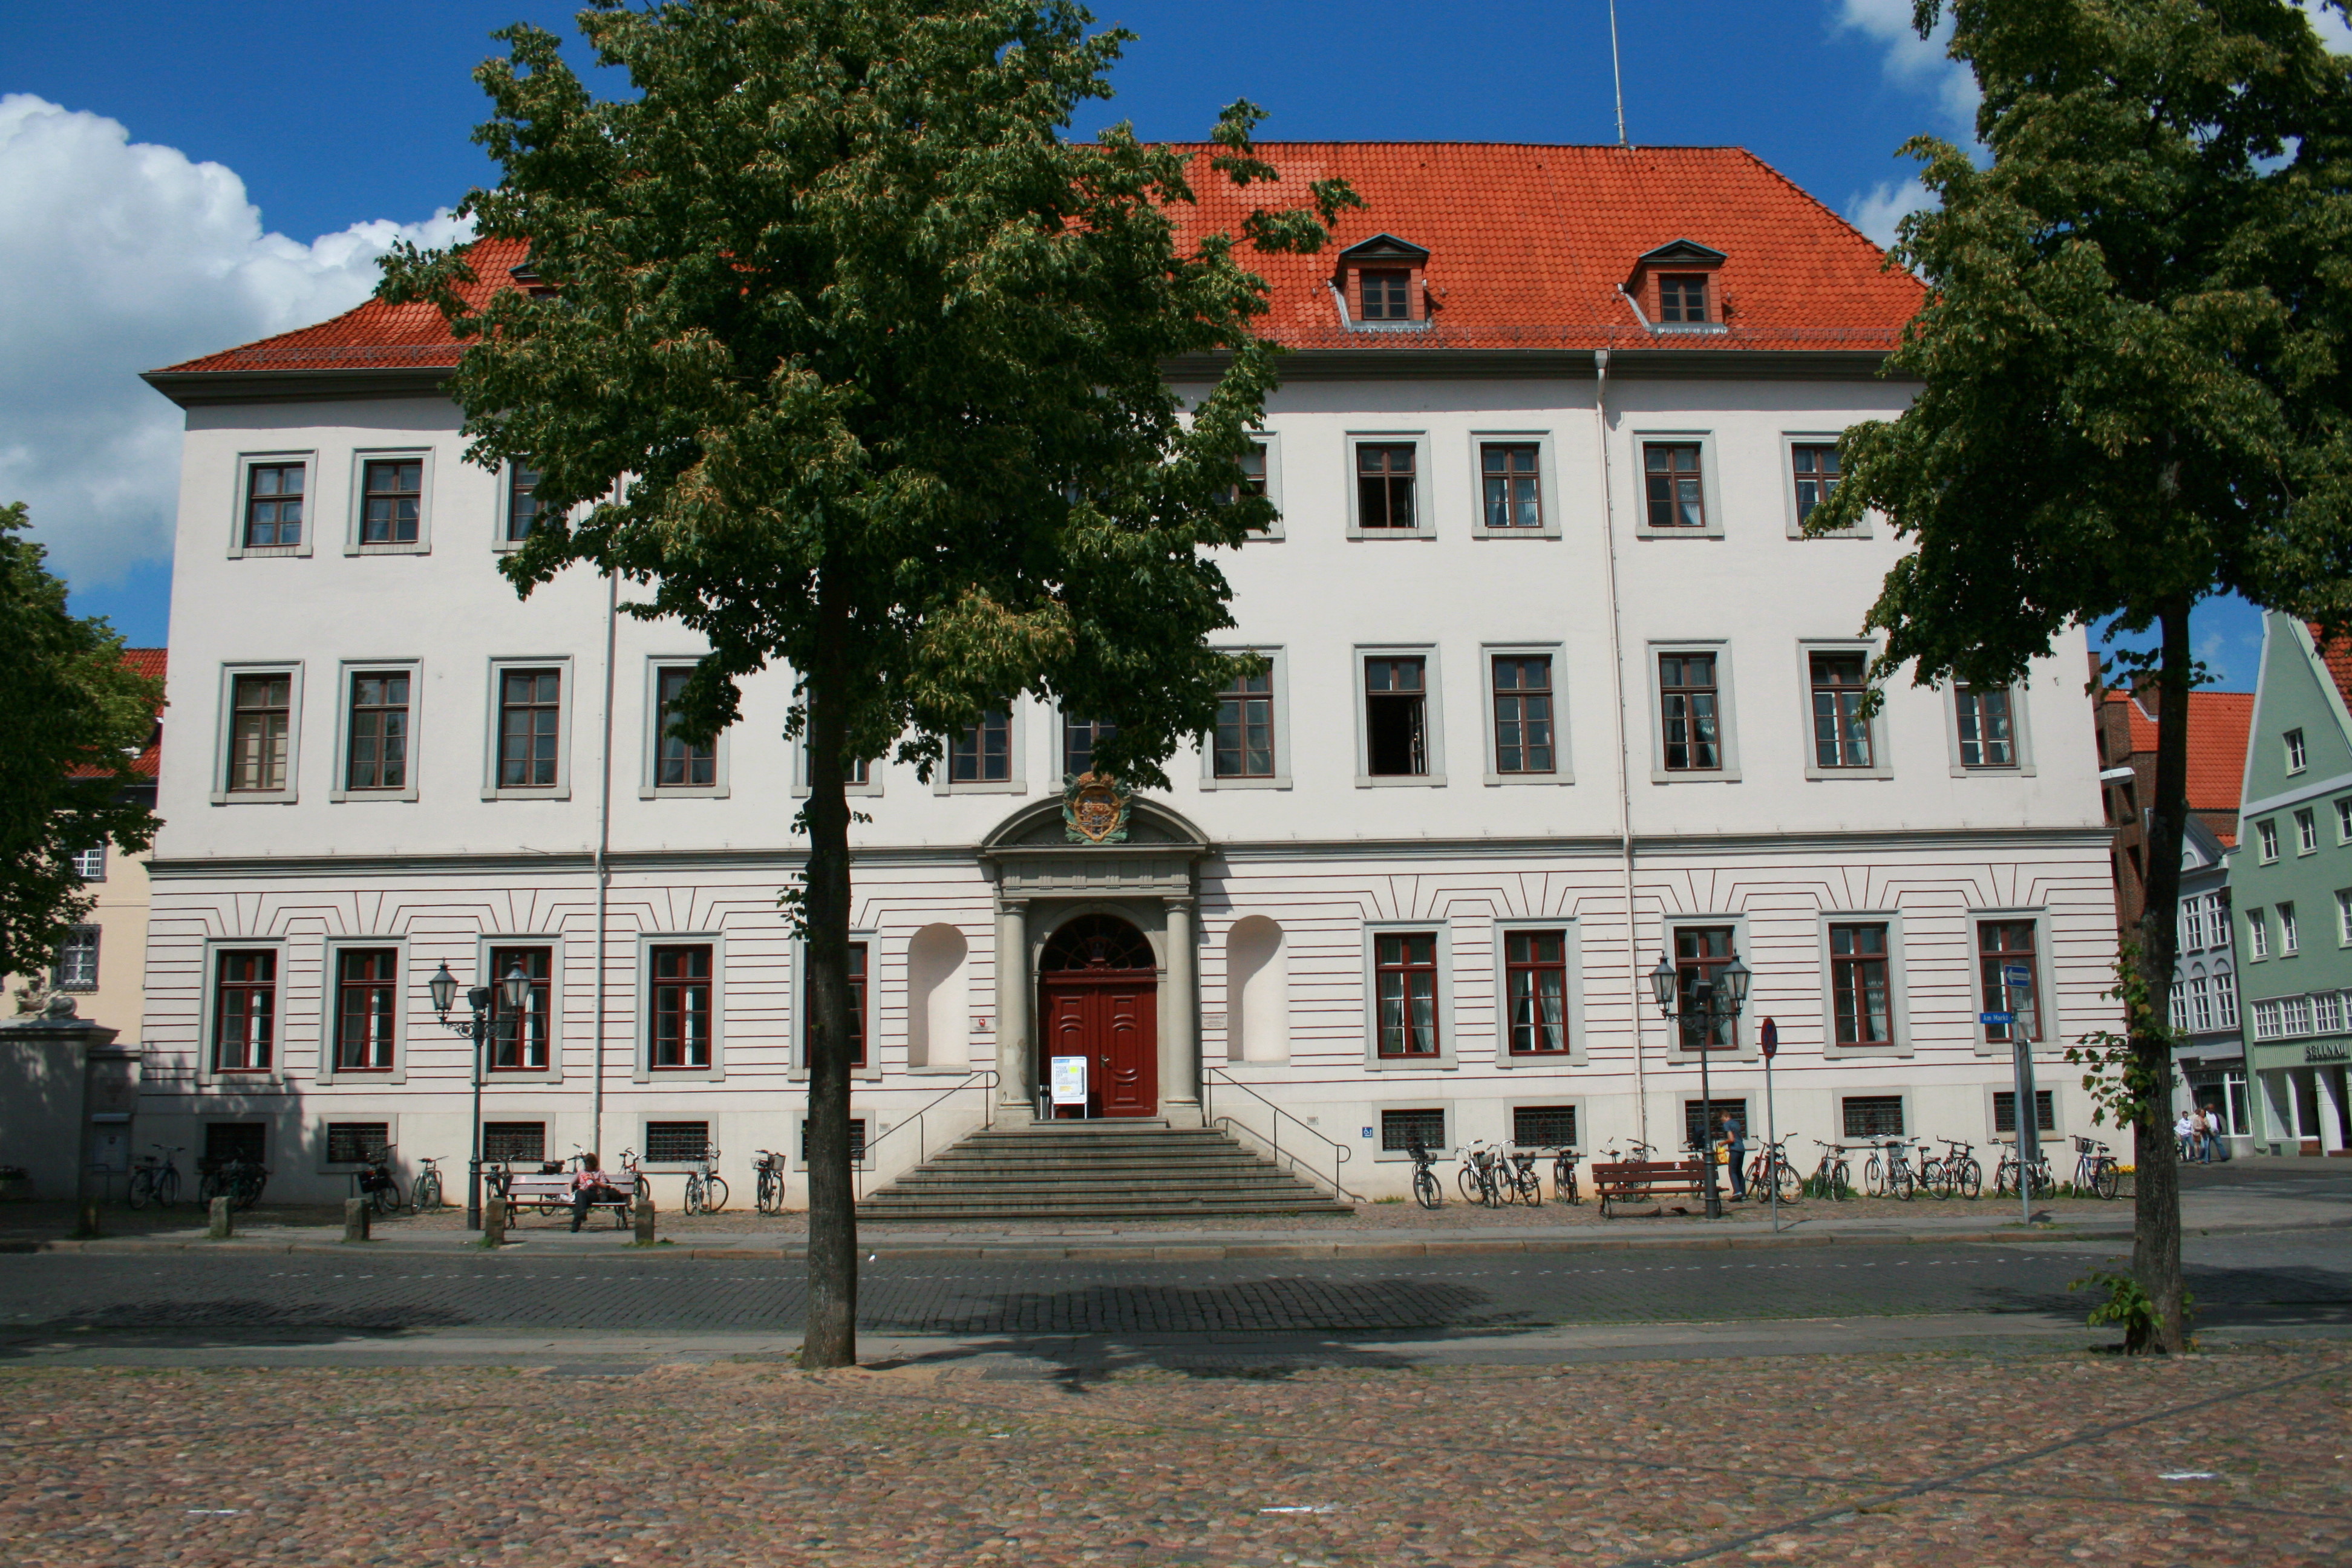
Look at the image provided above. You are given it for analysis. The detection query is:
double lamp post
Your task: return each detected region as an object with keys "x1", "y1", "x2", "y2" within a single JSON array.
[
  {"x1": 428, "y1": 960, "x2": 534, "y2": 1231},
  {"x1": 1648, "y1": 946, "x2": 1750, "y2": 1221}
]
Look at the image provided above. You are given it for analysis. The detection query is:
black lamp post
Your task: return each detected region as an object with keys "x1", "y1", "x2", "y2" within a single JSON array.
[
  {"x1": 431, "y1": 960, "x2": 534, "y2": 1230},
  {"x1": 1649, "y1": 946, "x2": 1751, "y2": 1220}
]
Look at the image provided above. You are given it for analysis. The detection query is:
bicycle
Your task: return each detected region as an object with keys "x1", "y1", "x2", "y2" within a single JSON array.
[
  {"x1": 198, "y1": 1154, "x2": 269, "y2": 1210},
  {"x1": 1930, "y1": 1138, "x2": 1982, "y2": 1200},
  {"x1": 1742, "y1": 1138, "x2": 1803, "y2": 1203},
  {"x1": 2072, "y1": 1135, "x2": 2129, "y2": 1200},
  {"x1": 682, "y1": 1146, "x2": 728, "y2": 1215},
  {"x1": 613, "y1": 1148, "x2": 650, "y2": 1200},
  {"x1": 1992, "y1": 1138, "x2": 2054, "y2": 1200},
  {"x1": 1547, "y1": 1146, "x2": 1583, "y2": 1205},
  {"x1": 126, "y1": 1144, "x2": 183, "y2": 1209},
  {"x1": 1405, "y1": 1134, "x2": 1444, "y2": 1210},
  {"x1": 753, "y1": 1149, "x2": 787, "y2": 1215},
  {"x1": 1454, "y1": 1141, "x2": 1504, "y2": 1207},
  {"x1": 354, "y1": 1145, "x2": 405, "y2": 1215},
  {"x1": 1862, "y1": 1138, "x2": 1916, "y2": 1200},
  {"x1": 1498, "y1": 1146, "x2": 1545, "y2": 1206},
  {"x1": 1806, "y1": 1141, "x2": 1854, "y2": 1201},
  {"x1": 1598, "y1": 1140, "x2": 1656, "y2": 1164},
  {"x1": 411, "y1": 1156, "x2": 446, "y2": 1213}
]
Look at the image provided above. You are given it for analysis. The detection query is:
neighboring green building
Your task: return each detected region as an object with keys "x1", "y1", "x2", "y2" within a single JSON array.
[{"x1": 2236, "y1": 613, "x2": 2352, "y2": 1154}]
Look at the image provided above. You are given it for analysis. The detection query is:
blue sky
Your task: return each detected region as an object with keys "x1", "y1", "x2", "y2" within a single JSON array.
[{"x1": 7, "y1": 0, "x2": 2304, "y2": 685}]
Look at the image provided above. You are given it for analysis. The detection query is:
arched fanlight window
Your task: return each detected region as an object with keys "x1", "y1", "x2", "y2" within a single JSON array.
[{"x1": 1039, "y1": 913, "x2": 1154, "y2": 973}]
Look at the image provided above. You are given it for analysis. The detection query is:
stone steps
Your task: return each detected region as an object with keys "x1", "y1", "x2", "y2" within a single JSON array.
[{"x1": 858, "y1": 1121, "x2": 1353, "y2": 1221}]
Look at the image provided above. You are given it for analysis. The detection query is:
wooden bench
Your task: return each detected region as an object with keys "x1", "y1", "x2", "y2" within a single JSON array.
[
  {"x1": 498, "y1": 1172, "x2": 635, "y2": 1228},
  {"x1": 1590, "y1": 1159, "x2": 1708, "y2": 1218}
]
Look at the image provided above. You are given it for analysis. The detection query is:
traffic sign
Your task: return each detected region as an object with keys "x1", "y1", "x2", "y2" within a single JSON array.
[
  {"x1": 2002, "y1": 963, "x2": 2032, "y2": 989},
  {"x1": 1760, "y1": 1017, "x2": 1779, "y2": 1058},
  {"x1": 1979, "y1": 1011, "x2": 2015, "y2": 1026}
]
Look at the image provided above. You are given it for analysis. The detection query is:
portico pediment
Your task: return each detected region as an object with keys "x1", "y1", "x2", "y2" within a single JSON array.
[{"x1": 978, "y1": 794, "x2": 1209, "y2": 898}]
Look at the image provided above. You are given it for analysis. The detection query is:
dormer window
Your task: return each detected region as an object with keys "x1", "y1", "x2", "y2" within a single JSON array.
[
  {"x1": 1336, "y1": 234, "x2": 1432, "y2": 328},
  {"x1": 1361, "y1": 270, "x2": 1411, "y2": 320},
  {"x1": 1628, "y1": 240, "x2": 1728, "y2": 331},
  {"x1": 1658, "y1": 275, "x2": 1709, "y2": 323}
]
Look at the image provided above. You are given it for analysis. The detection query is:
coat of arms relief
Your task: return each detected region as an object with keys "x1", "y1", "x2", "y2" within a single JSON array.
[{"x1": 1062, "y1": 771, "x2": 1133, "y2": 844}]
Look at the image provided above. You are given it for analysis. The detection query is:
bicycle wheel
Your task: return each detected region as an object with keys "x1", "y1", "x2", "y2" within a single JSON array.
[
  {"x1": 1413, "y1": 1166, "x2": 1442, "y2": 1209},
  {"x1": 126, "y1": 1172, "x2": 152, "y2": 1210},
  {"x1": 233, "y1": 1174, "x2": 265, "y2": 1210},
  {"x1": 1519, "y1": 1170, "x2": 1544, "y2": 1206},
  {"x1": 372, "y1": 1180, "x2": 405, "y2": 1216},
  {"x1": 1862, "y1": 1155, "x2": 1885, "y2": 1197},
  {"x1": 1831, "y1": 1160, "x2": 1852, "y2": 1200},
  {"x1": 1457, "y1": 1166, "x2": 1483, "y2": 1204},
  {"x1": 682, "y1": 1174, "x2": 705, "y2": 1216},
  {"x1": 2093, "y1": 1159, "x2": 2120, "y2": 1201},
  {"x1": 414, "y1": 1172, "x2": 442, "y2": 1212},
  {"x1": 1890, "y1": 1163, "x2": 1915, "y2": 1201},
  {"x1": 1955, "y1": 1158, "x2": 1981, "y2": 1199},
  {"x1": 155, "y1": 1167, "x2": 179, "y2": 1208},
  {"x1": 1777, "y1": 1159, "x2": 1803, "y2": 1203},
  {"x1": 756, "y1": 1171, "x2": 779, "y2": 1215},
  {"x1": 702, "y1": 1175, "x2": 728, "y2": 1213}
]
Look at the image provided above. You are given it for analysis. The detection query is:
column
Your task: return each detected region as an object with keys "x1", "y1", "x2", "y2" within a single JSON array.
[
  {"x1": 2319, "y1": 1066, "x2": 2349, "y2": 1154},
  {"x1": 1163, "y1": 895, "x2": 1201, "y2": 1126},
  {"x1": 995, "y1": 897, "x2": 1033, "y2": 1123}
]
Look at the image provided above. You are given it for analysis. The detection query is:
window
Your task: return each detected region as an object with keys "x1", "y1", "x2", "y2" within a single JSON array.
[
  {"x1": 1977, "y1": 920, "x2": 2042, "y2": 1042},
  {"x1": 2258, "y1": 818, "x2": 2280, "y2": 861},
  {"x1": 326, "y1": 1123, "x2": 391, "y2": 1165},
  {"x1": 1956, "y1": 685, "x2": 2016, "y2": 768},
  {"x1": 2247, "y1": 907, "x2": 2270, "y2": 959},
  {"x1": 1843, "y1": 1095, "x2": 1906, "y2": 1139},
  {"x1": 1480, "y1": 444, "x2": 1543, "y2": 529},
  {"x1": 1512, "y1": 1105, "x2": 1577, "y2": 1148},
  {"x1": 1380, "y1": 1106, "x2": 1446, "y2": 1152},
  {"x1": 482, "y1": 1122, "x2": 545, "y2": 1162},
  {"x1": 650, "y1": 944, "x2": 713, "y2": 1068},
  {"x1": 2339, "y1": 797, "x2": 2352, "y2": 843},
  {"x1": 359, "y1": 459, "x2": 422, "y2": 544},
  {"x1": 243, "y1": 462, "x2": 304, "y2": 547},
  {"x1": 655, "y1": 667, "x2": 716, "y2": 788},
  {"x1": 1063, "y1": 716, "x2": 1117, "y2": 779},
  {"x1": 333, "y1": 948, "x2": 398, "y2": 1071},
  {"x1": 1809, "y1": 653, "x2": 1873, "y2": 769},
  {"x1": 1215, "y1": 668, "x2": 1275, "y2": 779},
  {"x1": 2316, "y1": 991, "x2": 2347, "y2": 1035},
  {"x1": 2283, "y1": 993, "x2": 2315, "y2": 1036},
  {"x1": 228, "y1": 673, "x2": 292, "y2": 792},
  {"x1": 950, "y1": 710, "x2": 1011, "y2": 783},
  {"x1": 2280, "y1": 901, "x2": 2300, "y2": 955},
  {"x1": 1503, "y1": 930, "x2": 1569, "y2": 1054},
  {"x1": 1674, "y1": 926, "x2": 1737, "y2": 1050},
  {"x1": 1491, "y1": 655, "x2": 1555, "y2": 776},
  {"x1": 1993, "y1": 1089, "x2": 2056, "y2": 1135},
  {"x1": 1658, "y1": 274, "x2": 1708, "y2": 322},
  {"x1": 2213, "y1": 968, "x2": 2239, "y2": 1030},
  {"x1": 1365, "y1": 657, "x2": 1428, "y2": 777},
  {"x1": 1233, "y1": 442, "x2": 1268, "y2": 500},
  {"x1": 1359, "y1": 269, "x2": 1410, "y2": 320},
  {"x1": 1374, "y1": 932, "x2": 1440, "y2": 1057},
  {"x1": 1791, "y1": 443, "x2": 1841, "y2": 524},
  {"x1": 800, "y1": 1118, "x2": 870, "y2": 1164},
  {"x1": 71, "y1": 846, "x2": 106, "y2": 881},
  {"x1": 497, "y1": 668, "x2": 562, "y2": 788},
  {"x1": 54, "y1": 927, "x2": 99, "y2": 991},
  {"x1": 213, "y1": 950, "x2": 276, "y2": 1073},
  {"x1": 345, "y1": 672, "x2": 410, "y2": 791},
  {"x1": 1828, "y1": 922, "x2": 1892, "y2": 1045},
  {"x1": 2296, "y1": 808, "x2": 2318, "y2": 854},
  {"x1": 2286, "y1": 728, "x2": 2307, "y2": 773},
  {"x1": 1658, "y1": 653, "x2": 1722, "y2": 772},
  {"x1": 506, "y1": 465, "x2": 543, "y2": 542},
  {"x1": 1356, "y1": 444, "x2": 1417, "y2": 530},
  {"x1": 848, "y1": 941, "x2": 869, "y2": 1069},
  {"x1": 204, "y1": 1123, "x2": 266, "y2": 1169},
  {"x1": 1682, "y1": 1098, "x2": 1748, "y2": 1152},
  {"x1": 488, "y1": 946, "x2": 553, "y2": 1071},
  {"x1": 2184, "y1": 973, "x2": 2213, "y2": 1033},
  {"x1": 2337, "y1": 890, "x2": 2351, "y2": 946},
  {"x1": 1643, "y1": 443, "x2": 1706, "y2": 529},
  {"x1": 645, "y1": 1121, "x2": 711, "y2": 1163}
]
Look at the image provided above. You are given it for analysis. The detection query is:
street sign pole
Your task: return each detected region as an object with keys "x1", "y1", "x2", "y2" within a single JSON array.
[
  {"x1": 2005, "y1": 961, "x2": 2037, "y2": 1226},
  {"x1": 1760, "y1": 1018, "x2": 1780, "y2": 1233}
]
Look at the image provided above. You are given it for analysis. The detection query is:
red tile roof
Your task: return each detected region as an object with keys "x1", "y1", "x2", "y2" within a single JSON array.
[
  {"x1": 152, "y1": 145, "x2": 1921, "y2": 376},
  {"x1": 2309, "y1": 624, "x2": 2352, "y2": 714},
  {"x1": 2103, "y1": 687, "x2": 2253, "y2": 822},
  {"x1": 70, "y1": 648, "x2": 166, "y2": 780}
]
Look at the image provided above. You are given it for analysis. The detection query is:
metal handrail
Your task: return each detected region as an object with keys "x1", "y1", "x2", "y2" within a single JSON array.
[
  {"x1": 852, "y1": 1069, "x2": 998, "y2": 1198},
  {"x1": 1203, "y1": 1065, "x2": 1364, "y2": 1204}
]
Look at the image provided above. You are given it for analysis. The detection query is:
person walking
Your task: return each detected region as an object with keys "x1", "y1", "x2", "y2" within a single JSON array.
[{"x1": 1720, "y1": 1111, "x2": 1748, "y2": 1201}]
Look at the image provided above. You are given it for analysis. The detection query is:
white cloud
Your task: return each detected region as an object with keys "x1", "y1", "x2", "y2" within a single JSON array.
[
  {"x1": 0, "y1": 94, "x2": 469, "y2": 587},
  {"x1": 1847, "y1": 177, "x2": 1936, "y2": 249},
  {"x1": 1835, "y1": 0, "x2": 1981, "y2": 134},
  {"x1": 2302, "y1": 2, "x2": 2352, "y2": 53}
]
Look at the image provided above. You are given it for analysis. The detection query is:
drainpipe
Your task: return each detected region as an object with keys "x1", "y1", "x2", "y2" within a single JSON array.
[
  {"x1": 1591, "y1": 348, "x2": 1649, "y2": 1149},
  {"x1": 590, "y1": 570, "x2": 617, "y2": 1151}
]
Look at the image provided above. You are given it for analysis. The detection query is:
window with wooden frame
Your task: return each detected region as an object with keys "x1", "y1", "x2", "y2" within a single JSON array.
[
  {"x1": 497, "y1": 668, "x2": 563, "y2": 788},
  {"x1": 1379, "y1": 1107, "x2": 1446, "y2": 1151},
  {"x1": 1842, "y1": 1095, "x2": 1904, "y2": 1138},
  {"x1": 848, "y1": 941, "x2": 869, "y2": 1068},
  {"x1": 488, "y1": 945, "x2": 554, "y2": 1071},
  {"x1": 326, "y1": 1123, "x2": 392, "y2": 1165},
  {"x1": 655, "y1": 667, "x2": 716, "y2": 788},
  {"x1": 1658, "y1": 653, "x2": 1722, "y2": 772},
  {"x1": 1977, "y1": 920, "x2": 2042, "y2": 1043},
  {"x1": 1374, "y1": 932, "x2": 1440, "y2": 1057},
  {"x1": 1809, "y1": 652, "x2": 1873, "y2": 769},
  {"x1": 1356, "y1": 444, "x2": 1417, "y2": 530},
  {"x1": 1215, "y1": 668, "x2": 1275, "y2": 779},
  {"x1": 1062, "y1": 715, "x2": 1117, "y2": 779},
  {"x1": 1993, "y1": 1089, "x2": 2056, "y2": 1134},
  {"x1": 1480, "y1": 443, "x2": 1542, "y2": 529},
  {"x1": 1658, "y1": 273, "x2": 1710, "y2": 323},
  {"x1": 1955, "y1": 684, "x2": 2016, "y2": 768},
  {"x1": 649, "y1": 943, "x2": 713, "y2": 1069},
  {"x1": 54, "y1": 926, "x2": 99, "y2": 991},
  {"x1": 645, "y1": 1121, "x2": 711, "y2": 1163},
  {"x1": 1674, "y1": 926, "x2": 1736, "y2": 1050},
  {"x1": 1643, "y1": 443, "x2": 1705, "y2": 528},
  {"x1": 243, "y1": 462, "x2": 304, "y2": 547},
  {"x1": 1828, "y1": 922, "x2": 1892, "y2": 1046},
  {"x1": 1791, "y1": 443, "x2": 1841, "y2": 524},
  {"x1": 359, "y1": 459, "x2": 423, "y2": 544},
  {"x1": 1504, "y1": 930, "x2": 1569, "y2": 1055},
  {"x1": 482, "y1": 1122, "x2": 546, "y2": 1162},
  {"x1": 333, "y1": 948, "x2": 398, "y2": 1071},
  {"x1": 1491, "y1": 655, "x2": 1555, "y2": 774},
  {"x1": 1232, "y1": 442, "x2": 1268, "y2": 500},
  {"x1": 1364, "y1": 656, "x2": 1428, "y2": 777},
  {"x1": 345, "y1": 671, "x2": 410, "y2": 791},
  {"x1": 505, "y1": 465, "x2": 543, "y2": 542},
  {"x1": 213, "y1": 950, "x2": 276, "y2": 1073},
  {"x1": 228, "y1": 673, "x2": 292, "y2": 792},
  {"x1": 950, "y1": 710, "x2": 1011, "y2": 783},
  {"x1": 1359, "y1": 269, "x2": 1410, "y2": 320}
]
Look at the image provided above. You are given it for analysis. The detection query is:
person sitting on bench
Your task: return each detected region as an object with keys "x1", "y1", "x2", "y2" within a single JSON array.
[{"x1": 570, "y1": 1155, "x2": 625, "y2": 1232}]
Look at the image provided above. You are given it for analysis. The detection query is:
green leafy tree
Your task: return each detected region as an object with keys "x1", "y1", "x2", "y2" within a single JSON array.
[
  {"x1": 0, "y1": 502, "x2": 163, "y2": 984},
  {"x1": 380, "y1": 0, "x2": 1355, "y2": 1366},
  {"x1": 1814, "y1": 0, "x2": 2352, "y2": 1351}
]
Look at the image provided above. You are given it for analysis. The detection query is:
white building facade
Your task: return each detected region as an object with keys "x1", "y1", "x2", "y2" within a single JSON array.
[{"x1": 134, "y1": 144, "x2": 2122, "y2": 1204}]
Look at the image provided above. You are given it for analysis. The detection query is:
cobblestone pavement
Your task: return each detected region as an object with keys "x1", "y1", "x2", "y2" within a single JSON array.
[
  {"x1": 1, "y1": 1342, "x2": 2344, "y2": 1567},
  {"x1": 3, "y1": 1232, "x2": 2345, "y2": 1339}
]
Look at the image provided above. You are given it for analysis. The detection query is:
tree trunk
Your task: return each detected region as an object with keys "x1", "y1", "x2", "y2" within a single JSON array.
[
  {"x1": 2131, "y1": 597, "x2": 2193, "y2": 1353},
  {"x1": 800, "y1": 578, "x2": 858, "y2": 1368}
]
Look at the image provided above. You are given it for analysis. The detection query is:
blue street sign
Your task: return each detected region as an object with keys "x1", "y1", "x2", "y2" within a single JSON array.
[
  {"x1": 1980, "y1": 1011, "x2": 2015, "y2": 1026},
  {"x1": 2002, "y1": 963, "x2": 2032, "y2": 988}
]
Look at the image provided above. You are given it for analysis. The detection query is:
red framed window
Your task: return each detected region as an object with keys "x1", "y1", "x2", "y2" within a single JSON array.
[
  {"x1": 345, "y1": 671, "x2": 409, "y2": 791},
  {"x1": 359, "y1": 459, "x2": 422, "y2": 544},
  {"x1": 656, "y1": 667, "x2": 716, "y2": 787},
  {"x1": 650, "y1": 944, "x2": 713, "y2": 1068},
  {"x1": 950, "y1": 711, "x2": 1011, "y2": 782},
  {"x1": 1978, "y1": 921, "x2": 2041, "y2": 1044},
  {"x1": 848, "y1": 942, "x2": 868, "y2": 1068},
  {"x1": 1374, "y1": 932, "x2": 1440, "y2": 1057},
  {"x1": 1658, "y1": 653, "x2": 1720, "y2": 771},
  {"x1": 1658, "y1": 274, "x2": 1709, "y2": 322},
  {"x1": 1062, "y1": 716, "x2": 1117, "y2": 780},
  {"x1": 1643, "y1": 443, "x2": 1705, "y2": 528},
  {"x1": 228, "y1": 673, "x2": 292, "y2": 792},
  {"x1": 1504, "y1": 930, "x2": 1569, "y2": 1054},
  {"x1": 214, "y1": 950, "x2": 276, "y2": 1073},
  {"x1": 243, "y1": 462, "x2": 304, "y2": 547},
  {"x1": 1674, "y1": 926, "x2": 1736, "y2": 1051},
  {"x1": 505, "y1": 464, "x2": 542, "y2": 541},
  {"x1": 1356, "y1": 444, "x2": 1417, "y2": 530},
  {"x1": 1480, "y1": 443, "x2": 1542, "y2": 529},
  {"x1": 1828, "y1": 923, "x2": 1892, "y2": 1046},
  {"x1": 1492, "y1": 655, "x2": 1555, "y2": 774},
  {"x1": 1791, "y1": 443, "x2": 1841, "y2": 523},
  {"x1": 1215, "y1": 668, "x2": 1275, "y2": 779},
  {"x1": 1810, "y1": 652, "x2": 1873, "y2": 768},
  {"x1": 333, "y1": 949, "x2": 398, "y2": 1071},
  {"x1": 1365, "y1": 656, "x2": 1429, "y2": 777},
  {"x1": 1956, "y1": 684, "x2": 2016, "y2": 768},
  {"x1": 488, "y1": 945, "x2": 553, "y2": 1071},
  {"x1": 1359, "y1": 269, "x2": 1410, "y2": 320}
]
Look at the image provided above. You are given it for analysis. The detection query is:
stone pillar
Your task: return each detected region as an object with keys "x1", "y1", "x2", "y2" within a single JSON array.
[
  {"x1": 995, "y1": 896, "x2": 1033, "y2": 1123},
  {"x1": 2319, "y1": 1067, "x2": 2349, "y2": 1154},
  {"x1": 1163, "y1": 895, "x2": 1201, "y2": 1126},
  {"x1": 342, "y1": 1197, "x2": 371, "y2": 1243},
  {"x1": 207, "y1": 1197, "x2": 233, "y2": 1240},
  {"x1": 633, "y1": 1192, "x2": 656, "y2": 1244}
]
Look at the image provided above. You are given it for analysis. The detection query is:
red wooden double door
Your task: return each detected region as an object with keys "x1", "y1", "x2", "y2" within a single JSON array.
[{"x1": 1039, "y1": 915, "x2": 1158, "y2": 1117}]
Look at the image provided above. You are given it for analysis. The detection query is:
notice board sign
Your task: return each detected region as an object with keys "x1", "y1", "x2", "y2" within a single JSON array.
[{"x1": 1050, "y1": 1054, "x2": 1088, "y2": 1108}]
